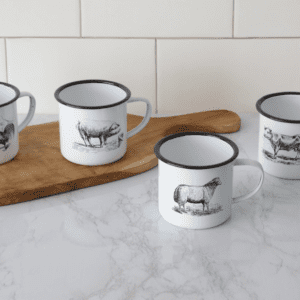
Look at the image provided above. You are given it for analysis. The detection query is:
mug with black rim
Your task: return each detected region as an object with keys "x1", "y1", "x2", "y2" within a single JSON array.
[
  {"x1": 54, "y1": 79, "x2": 152, "y2": 166},
  {"x1": 0, "y1": 82, "x2": 36, "y2": 164},
  {"x1": 154, "y1": 132, "x2": 264, "y2": 229},
  {"x1": 256, "y1": 92, "x2": 300, "y2": 179}
]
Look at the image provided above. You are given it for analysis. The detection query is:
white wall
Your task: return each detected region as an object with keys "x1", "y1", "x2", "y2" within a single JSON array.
[{"x1": 1, "y1": 0, "x2": 300, "y2": 115}]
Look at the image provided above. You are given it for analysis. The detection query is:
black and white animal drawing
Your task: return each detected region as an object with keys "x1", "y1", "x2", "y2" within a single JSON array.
[
  {"x1": 264, "y1": 127, "x2": 300, "y2": 159},
  {"x1": 76, "y1": 120, "x2": 121, "y2": 148},
  {"x1": 118, "y1": 133, "x2": 124, "y2": 148},
  {"x1": 0, "y1": 123, "x2": 15, "y2": 151},
  {"x1": 173, "y1": 177, "x2": 222, "y2": 212}
]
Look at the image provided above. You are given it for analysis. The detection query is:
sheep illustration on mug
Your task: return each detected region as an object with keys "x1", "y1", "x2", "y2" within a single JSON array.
[
  {"x1": 173, "y1": 177, "x2": 222, "y2": 213},
  {"x1": 76, "y1": 120, "x2": 121, "y2": 148}
]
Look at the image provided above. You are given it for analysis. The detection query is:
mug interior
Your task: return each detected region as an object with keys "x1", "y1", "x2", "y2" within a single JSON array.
[
  {"x1": 158, "y1": 134, "x2": 237, "y2": 168},
  {"x1": 260, "y1": 94, "x2": 300, "y2": 121},
  {"x1": 0, "y1": 84, "x2": 18, "y2": 106},
  {"x1": 57, "y1": 81, "x2": 130, "y2": 108}
]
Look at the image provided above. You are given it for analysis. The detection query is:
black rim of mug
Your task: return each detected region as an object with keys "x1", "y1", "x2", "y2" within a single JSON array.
[
  {"x1": 154, "y1": 132, "x2": 239, "y2": 170},
  {"x1": 54, "y1": 79, "x2": 132, "y2": 109},
  {"x1": 256, "y1": 91, "x2": 300, "y2": 124},
  {"x1": 0, "y1": 82, "x2": 20, "y2": 108}
]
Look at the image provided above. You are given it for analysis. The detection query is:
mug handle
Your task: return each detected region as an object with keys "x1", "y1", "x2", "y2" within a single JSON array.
[
  {"x1": 18, "y1": 92, "x2": 36, "y2": 133},
  {"x1": 233, "y1": 158, "x2": 264, "y2": 203},
  {"x1": 127, "y1": 97, "x2": 152, "y2": 138}
]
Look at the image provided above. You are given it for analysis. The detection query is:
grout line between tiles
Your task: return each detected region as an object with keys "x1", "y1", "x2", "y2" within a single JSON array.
[
  {"x1": 232, "y1": 0, "x2": 235, "y2": 38},
  {"x1": 1, "y1": 36, "x2": 300, "y2": 39},
  {"x1": 4, "y1": 39, "x2": 8, "y2": 83},
  {"x1": 155, "y1": 39, "x2": 158, "y2": 114},
  {"x1": 79, "y1": 0, "x2": 82, "y2": 37}
]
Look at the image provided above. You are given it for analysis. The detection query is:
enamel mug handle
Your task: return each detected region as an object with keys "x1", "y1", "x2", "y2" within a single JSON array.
[
  {"x1": 18, "y1": 92, "x2": 36, "y2": 133},
  {"x1": 233, "y1": 158, "x2": 264, "y2": 203},
  {"x1": 127, "y1": 97, "x2": 152, "y2": 138}
]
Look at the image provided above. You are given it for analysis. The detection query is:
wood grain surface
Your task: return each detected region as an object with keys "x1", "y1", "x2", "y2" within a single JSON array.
[{"x1": 0, "y1": 110, "x2": 240, "y2": 206}]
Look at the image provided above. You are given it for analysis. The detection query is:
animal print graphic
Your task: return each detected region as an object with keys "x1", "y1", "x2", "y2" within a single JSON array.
[
  {"x1": 172, "y1": 177, "x2": 222, "y2": 216},
  {"x1": 72, "y1": 119, "x2": 124, "y2": 153},
  {"x1": 0, "y1": 116, "x2": 14, "y2": 151},
  {"x1": 263, "y1": 127, "x2": 300, "y2": 165}
]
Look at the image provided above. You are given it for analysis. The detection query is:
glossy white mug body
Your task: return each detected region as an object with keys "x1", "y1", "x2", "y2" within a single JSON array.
[
  {"x1": 55, "y1": 80, "x2": 152, "y2": 166},
  {"x1": 0, "y1": 82, "x2": 36, "y2": 165},
  {"x1": 256, "y1": 92, "x2": 300, "y2": 179},
  {"x1": 154, "y1": 132, "x2": 264, "y2": 229}
]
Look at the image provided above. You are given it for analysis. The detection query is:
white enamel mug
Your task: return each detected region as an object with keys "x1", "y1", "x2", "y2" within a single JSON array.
[
  {"x1": 0, "y1": 82, "x2": 36, "y2": 164},
  {"x1": 154, "y1": 132, "x2": 264, "y2": 229},
  {"x1": 256, "y1": 92, "x2": 300, "y2": 179},
  {"x1": 54, "y1": 80, "x2": 152, "y2": 166}
]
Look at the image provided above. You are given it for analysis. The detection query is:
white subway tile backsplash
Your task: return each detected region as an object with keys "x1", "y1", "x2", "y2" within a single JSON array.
[
  {"x1": 82, "y1": 0, "x2": 233, "y2": 37},
  {"x1": 235, "y1": 0, "x2": 300, "y2": 37},
  {"x1": 157, "y1": 39, "x2": 300, "y2": 114},
  {"x1": 7, "y1": 39, "x2": 156, "y2": 115},
  {"x1": 0, "y1": 40, "x2": 6, "y2": 82},
  {"x1": 0, "y1": 0, "x2": 80, "y2": 37},
  {"x1": 1, "y1": 0, "x2": 299, "y2": 115}
]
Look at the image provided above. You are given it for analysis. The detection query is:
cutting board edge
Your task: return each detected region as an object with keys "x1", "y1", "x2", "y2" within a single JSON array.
[{"x1": 0, "y1": 162, "x2": 159, "y2": 206}]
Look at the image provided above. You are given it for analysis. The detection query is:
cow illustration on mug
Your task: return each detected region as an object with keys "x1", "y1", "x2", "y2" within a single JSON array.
[
  {"x1": 0, "y1": 116, "x2": 15, "y2": 151},
  {"x1": 74, "y1": 119, "x2": 123, "y2": 151},
  {"x1": 173, "y1": 177, "x2": 222, "y2": 215},
  {"x1": 263, "y1": 127, "x2": 300, "y2": 164}
]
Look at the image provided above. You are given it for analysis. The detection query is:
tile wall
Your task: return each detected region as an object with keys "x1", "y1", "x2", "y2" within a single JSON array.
[{"x1": 1, "y1": 0, "x2": 300, "y2": 115}]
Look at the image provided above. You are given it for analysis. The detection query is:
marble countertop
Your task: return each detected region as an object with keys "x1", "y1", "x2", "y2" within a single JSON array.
[{"x1": 1, "y1": 112, "x2": 300, "y2": 300}]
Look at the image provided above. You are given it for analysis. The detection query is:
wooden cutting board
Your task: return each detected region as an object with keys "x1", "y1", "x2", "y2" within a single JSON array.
[{"x1": 0, "y1": 110, "x2": 240, "y2": 206}]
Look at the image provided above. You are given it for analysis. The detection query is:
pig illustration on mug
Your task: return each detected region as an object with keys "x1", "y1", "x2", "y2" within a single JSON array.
[{"x1": 76, "y1": 120, "x2": 121, "y2": 148}]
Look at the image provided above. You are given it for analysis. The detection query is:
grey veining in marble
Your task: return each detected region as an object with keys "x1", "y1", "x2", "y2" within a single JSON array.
[{"x1": 0, "y1": 113, "x2": 300, "y2": 300}]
